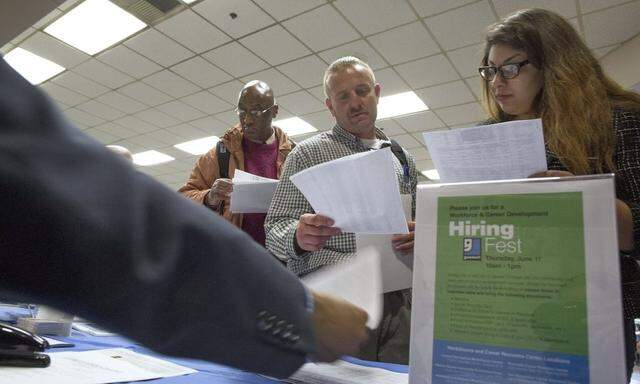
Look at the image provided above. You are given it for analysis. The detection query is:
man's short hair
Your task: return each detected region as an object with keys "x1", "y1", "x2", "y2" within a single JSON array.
[{"x1": 323, "y1": 56, "x2": 376, "y2": 98}]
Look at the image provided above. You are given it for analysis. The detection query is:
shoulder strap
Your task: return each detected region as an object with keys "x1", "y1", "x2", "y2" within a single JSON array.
[
  {"x1": 216, "y1": 141, "x2": 230, "y2": 179},
  {"x1": 388, "y1": 139, "x2": 410, "y2": 183}
]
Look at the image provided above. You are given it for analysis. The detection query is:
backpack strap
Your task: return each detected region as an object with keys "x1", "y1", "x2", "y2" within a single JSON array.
[
  {"x1": 388, "y1": 139, "x2": 410, "y2": 183},
  {"x1": 216, "y1": 141, "x2": 230, "y2": 179}
]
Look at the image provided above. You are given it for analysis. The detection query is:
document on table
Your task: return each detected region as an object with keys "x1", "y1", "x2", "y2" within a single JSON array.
[
  {"x1": 290, "y1": 148, "x2": 408, "y2": 234},
  {"x1": 230, "y1": 169, "x2": 279, "y2": 213},
  {"x1": 283, "y1": 360, "x2": 408, "y2": 384},
  {"x1": 356, "y1": 194, "x2": 413, "y2": 293},
  {"x1": 423, "y1": 119, "x2": 547, "y2": 183},
  {"x1": 0, "y1": 348, "x2": 196, "y2": 384},
  {"x1": 303, "y1": 247, "x2": 382, "y2": 329}
]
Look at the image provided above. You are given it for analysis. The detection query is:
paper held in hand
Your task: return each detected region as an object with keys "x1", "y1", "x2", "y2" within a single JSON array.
[
  {"x1": 230, "y1": 169, "x2": 278, "y2": 213},
  {"x1": 290, "y1": 148, "x2": 408, "y2": 234},
  {"x1": 423, "y1": 118, "x2": 547, "y2": 183}
]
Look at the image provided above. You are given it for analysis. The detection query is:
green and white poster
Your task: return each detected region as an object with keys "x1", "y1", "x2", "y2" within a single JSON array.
[{"x1": 410, "y1": 176, "x2": 625, "y2": 384}]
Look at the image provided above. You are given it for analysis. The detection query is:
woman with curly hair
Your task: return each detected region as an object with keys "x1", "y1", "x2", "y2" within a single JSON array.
[{"x1": 479, "y1": 8, "x2": 640, "y2": 381}]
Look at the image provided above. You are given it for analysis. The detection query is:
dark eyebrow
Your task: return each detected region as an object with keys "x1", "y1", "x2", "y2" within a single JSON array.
[{"x1": 488, "y1": 53, "x2": 523, "y2": 66}]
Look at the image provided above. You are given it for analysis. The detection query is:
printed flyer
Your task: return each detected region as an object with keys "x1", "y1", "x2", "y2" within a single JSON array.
[{"x1": 410, "y1": 176, "x2": 625, "y2": 384}]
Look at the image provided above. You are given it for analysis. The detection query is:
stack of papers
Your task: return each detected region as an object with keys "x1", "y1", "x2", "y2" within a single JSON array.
[
  {"x1": 230, "y1": 170, "x2": 279, "y2": 213},
  {"x1": 423, "y1": 119, "x2": 547, "y2": 183},
  {"x1": 284, "y1": 360, "x2": 408, "y2": 384},
  {"x1": 290, "y1": 148, "x2": 408, "y2": 234},
  {"x1": 0, "y1": 348, "x2": 196, "y2": 384}
]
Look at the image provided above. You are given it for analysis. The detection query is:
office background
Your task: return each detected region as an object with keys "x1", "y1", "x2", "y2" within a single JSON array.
[{"x1": 1, "y1": 0, "x2": 639, "y2": 189}]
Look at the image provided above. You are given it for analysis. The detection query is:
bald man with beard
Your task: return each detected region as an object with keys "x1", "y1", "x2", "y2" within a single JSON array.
[{"x1": 179, "y1": 81, "x2": 294, "y2": 247}]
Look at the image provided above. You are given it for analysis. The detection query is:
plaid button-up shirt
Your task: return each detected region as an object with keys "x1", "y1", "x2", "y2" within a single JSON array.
[{"x1": 265, "y1": 124, "x2": 418, "y2": 276}]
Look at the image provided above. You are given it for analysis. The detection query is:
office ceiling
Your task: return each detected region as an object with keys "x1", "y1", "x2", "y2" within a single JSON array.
[{"x1": 2, "y1": 0, "x2": 639, "y2": 188}]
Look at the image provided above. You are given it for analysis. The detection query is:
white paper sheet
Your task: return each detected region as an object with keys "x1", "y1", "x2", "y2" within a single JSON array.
[
  {"x1": 284, "y1": 360, "x2": 408, "y2": 384},
  {"x1": 0, "y1": 348, "x2": 196, "y2": 384},
  {"x1": 230, "y1": 169, "x2": 279, "y2": 213},
  {"x1": 289, "y1": 148, "x2": 408, "y2": 234},
  {"x1": 303, "y1": 247, "x2": 382, "y2": 329},
  {"x1": 356, "y1": 194, "x2": 413, "y2": 293},
  {"x1": 423, "y1": 119, "x2": 547, "y2": 183}
]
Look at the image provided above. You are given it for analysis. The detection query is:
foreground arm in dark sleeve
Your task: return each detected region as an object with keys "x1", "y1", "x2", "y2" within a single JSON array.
[{"x1": 0, "y1": 59, "x2": 366, "y2": 377}]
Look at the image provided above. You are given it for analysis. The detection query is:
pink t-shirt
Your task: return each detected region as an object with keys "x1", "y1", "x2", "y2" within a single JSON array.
[{"x1": 241, "y1": 137, "x2": 279, "y2": 246}]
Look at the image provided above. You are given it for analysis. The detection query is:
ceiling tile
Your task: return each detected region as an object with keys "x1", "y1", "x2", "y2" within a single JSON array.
[
  {"x1": 307, "y1": 85, "x2": 326, "y2": 102},
  {"x1": 129, "y1": 133, "x2": 168, "y2": 149},
  {"x1": 135, "y1": 108, "x2": 181, "y2": 128},
  {"x1": 165, "y1": 123, "x2": 210, "y2": 140},
  {"x1": 190, "y1": 116, "x2": 233, "y2": 135},
  {"x1": 124, "y1": 28, "x2": 194, "y2": 67},
  {"x1": 73, "y1": 59, "x2": 134, "y2": 89},
  {"x1": 435, "y1": 102, "x2": 485, "y2": 126},
  {"x1": 10, "y1": 27, "x2": 36, "y2": 46},
  {"x1": 464, "y1": 76, "x2": 484, "y2": 100},
  {"x1": 64, "y1": 108, "x2": 105, "y2": 128},
  {"x1": 98, "y1": 45, "x2": 162, "y2": 78},
  {"x1": 76, "y1": 100, "x2": 126, "y2": 120},
  {"x1": 253, "y1": 0, "x2": 325, "y2": 21},
  {"x1": 119, "y1": 81, "x2": 172, "y2": 107},
  {"x1": 425, "y1": 1, "x2": 497, "y2": 50},
  {"x1": 142, "y1": 70, "x2": 200, "y2": 98},
  {"x1": 209, "y1": 80, "x2": 245, "y2": 104},
  {"x1": 492, "y1": 0, "x2": 577, "y2": 18},
  {"x1": 388, "y1": 133, "x2": 422, "y2": 149},
  {"x1": 214, "y1": 110, "x2": 238, "y2": 125},
  {"x1": 334, "y1": 0, "x2": 417, "y2": 36},
  {"x1": 52, "y1": 72, "x2": 109, "y2": 98},
  {"x1": 278, "y1": 90, "x2": 325, "y2": 115},
  {"x1": 193, "y1": 0, "x2": 275, "y2": 38},
  {"x1": 447, "y1": 43, "x2": 485, "y2": 78},
  {"x1": 283, "y1": 5, "x2": 360, "y2": 51},
  {"x1": 203, "y1": 42, "x2": 269, "y2": 77},
  {"x1": 240, "y1": 25, "x2": 311, "y2": 66},
  {"x1": 21, "y1": 31, "x2": 89, "y2": 68},
  {"x1": 375, "y1": 67, "x2": 411, "y2": 95},
  {"x1": 94, "y1": 122, "x2": 137, "y2": 140},
  {"x1": 156, "y1": 10, "x2": 230, "y2": 53},
  {"x1": 277, "y1": 55, "x2": 327, "y2": 88},
  {"x1": 300, "y1": 110, "x2": 334, "y2": 132},
  {"x1": 95, "y1": 91, "x2": 148, "y2": 114},
  {"x1": 394, "y1": 110, "x2": 445, "y2": 132},
  {"x1": 171, "y1": 56, "x2": 232, "y2": 88},
  {"x1": 580, "y1": 0, "x2": 628, "y2": 13},
  {"x1": 39, "y1": 82, "x2": 89, "y2": 106},
  {"x1": 114, "y1": 115, "x2": 159, "y2": 134},
  {"x1": 395, "y1": 54, "x2": 460, "y2": 89},
  {"x1": 583, "y1": 2, "x2": 640, "y2": 48},
  {"x1": 319, "y1": 39, "x2": 388, "y2": 70},
  {"x1": 181, "y1": 90, "x2": 233, "y2": 114},
  {"x1": 367, "y1": 22, "x2": 440, "y2": 65},
  {"x1": 241, "y1": 68, "x2": 301, "y2": 95},
  {"x1": 416, "y1": 80, "x2": 475, "y2": 109},
  {"x1": 377, "y1": 119, "x2": 405, "y2": 136},
  {"x1": 156, "y1": 100, "x2": 206, "y2": 122},
  {"x1": 146, "y1": 129, "x2": 185, "y2": 146},
  {"x1": 84, "y1": 127, "x2": 119, "y2": 144},
  {"x1": 408, "y1": 0, "x2": 476, "y2": 18},
  {"x1": 593, "y1": 44, "x2": 620, "y2": 58}
]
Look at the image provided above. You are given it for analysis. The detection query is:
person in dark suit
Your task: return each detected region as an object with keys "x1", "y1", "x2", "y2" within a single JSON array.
[{"x1": 0, "y1": 57, "x2": 368, "y2": 378}]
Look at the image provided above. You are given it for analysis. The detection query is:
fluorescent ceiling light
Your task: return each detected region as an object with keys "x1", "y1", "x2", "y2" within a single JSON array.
[
  {"x1": 377, "y1": 91, "x2": 428, "y2": 120},
  {"x1": 421, "y1": 169, "x2": 440, "y2": 180},
  {"x1": 273, "y1": 117, "x2": 318, "y2": 137},
  {"x1": 174, "y1": 136, "x2": 220, "y2": 155},
  {"x1": 181, "y1": 0, "x2": 199, "y2": 3},
  {"x1": 4, "y1": 47, "x2": 65, "y2": 85},
  {"x1": 133, "y1": 150, "x2": 175, "y2": 166},
  {"x1": 44, "y1": 0, "x2": 146, "y2": 55}
]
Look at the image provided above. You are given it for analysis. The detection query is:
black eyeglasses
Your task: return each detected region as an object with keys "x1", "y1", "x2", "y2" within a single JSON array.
[
  {"x1": 478, "y1": 60, "x2": 530, "y2": 81},
  {"x1": 235, "y1": 104, "x2": 276, "y2": 119}
]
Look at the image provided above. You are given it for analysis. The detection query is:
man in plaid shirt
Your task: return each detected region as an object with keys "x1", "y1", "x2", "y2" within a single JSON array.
[{"x1": 265, "y1": 57, "x2": 417, "y2": 364}]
